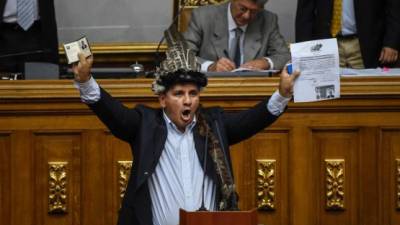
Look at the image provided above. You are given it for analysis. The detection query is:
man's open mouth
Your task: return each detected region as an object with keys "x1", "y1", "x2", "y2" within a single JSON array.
[{"x1": 181, "y1": 109, "x2": 192, "y2": 121}]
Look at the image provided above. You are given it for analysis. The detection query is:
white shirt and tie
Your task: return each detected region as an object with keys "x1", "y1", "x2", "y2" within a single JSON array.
[
  {"x1": 2, "y1": 0, "x2": 38, "y2": 30},
  {"x1": 200, "y1": 3, "x2": 274, "y2": 72}
]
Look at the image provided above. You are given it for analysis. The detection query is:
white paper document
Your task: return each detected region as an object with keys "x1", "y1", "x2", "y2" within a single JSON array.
[
  {"x1": 290, "y1": 38, "x2": 340, "y2": 103},
  {"x1": 231, "y1": 67, "x2": 279, "y2": 73}
]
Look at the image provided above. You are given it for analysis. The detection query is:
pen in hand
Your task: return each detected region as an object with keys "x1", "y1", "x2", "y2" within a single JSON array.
[
  {"x1": 223, "y1": 49, "x2": 229, "y2": 58},
  {"x1": 210, "y1": 50, "x2": 235, "y2": 72}
]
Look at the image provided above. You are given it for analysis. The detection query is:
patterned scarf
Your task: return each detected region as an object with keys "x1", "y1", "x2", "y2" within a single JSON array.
[{"x1": 197, "y1": 109, "x2": 238, "y2": 210}]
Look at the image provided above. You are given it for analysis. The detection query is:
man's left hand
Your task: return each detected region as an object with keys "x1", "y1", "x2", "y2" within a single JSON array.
[
  {"x1": 240, "y1": 58, "x2": 270, "y2": 70},
  {"x1": 379, "y1": 47, "x2": 399, "y2": 64}
]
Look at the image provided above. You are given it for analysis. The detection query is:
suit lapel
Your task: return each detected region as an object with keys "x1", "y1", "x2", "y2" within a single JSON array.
[
  {"x1": 211, "y1": 3, "x2": 230, "y2": 59},
  {"x1": 243, "y1": 16, "x2": 263, "y2": 62},
  {"x1": 136, "y1": 110, "x2": 167, "y2": 191},
  {"x1": 193, "y1": 127, "x2": 206, "y2": 170},
  {"x1": 152, "y1": 110, "x2": 167, "y2": 165}
]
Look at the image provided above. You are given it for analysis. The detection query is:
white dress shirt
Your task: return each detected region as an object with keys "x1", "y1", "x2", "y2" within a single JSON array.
[
  {"x1": 2, "y1": 0, "x2": 39, "y2": 23},
  {"x1": 148, "y1": 112, "x2": 216, "y2": 225},
  {"x1": 341, "y1": 0, "x2": 357, "y2": 35}
]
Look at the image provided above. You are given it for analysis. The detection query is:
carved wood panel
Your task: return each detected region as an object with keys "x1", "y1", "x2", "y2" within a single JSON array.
[
  {"x1": 312, "y1": 129, "x2": 359, "y2": 225},
  {"x1": 0, "y1": 133, "x2": 11, "y2": 225},
  {"x1": 380, "y1": 129, "x2": 400, "y2": 225},
  {"x1": 34, "y1": 132, "x2": 81, "y2": 225},
  {"x1": 231, "y1": 130, "x2": 289, "y2": 225}
]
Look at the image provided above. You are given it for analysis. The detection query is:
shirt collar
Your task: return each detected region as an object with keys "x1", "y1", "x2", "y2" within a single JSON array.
[{"x1": 227, "y1": 2, "x2": 248, "y2": 33}]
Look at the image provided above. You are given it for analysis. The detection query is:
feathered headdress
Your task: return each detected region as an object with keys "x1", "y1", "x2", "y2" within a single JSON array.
[{"x1": 151, "y1": 25, "x2": 205, "y2": 94}]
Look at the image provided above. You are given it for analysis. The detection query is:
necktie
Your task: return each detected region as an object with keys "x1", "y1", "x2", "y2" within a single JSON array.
[
  {"x1": 330, "y1": 0, "x2": 342, "y2": 37},
  {"x1": 233, "y1": 27, "x2": 243, "y2": 67},
  {"x1": 17, "y1": 0, "x2": 35, "y2": 31}
]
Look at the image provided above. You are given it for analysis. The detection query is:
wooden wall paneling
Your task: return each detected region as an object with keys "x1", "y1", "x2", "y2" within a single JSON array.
[
  {"x1": 289, "y1": 125, "x2": 316, "y2": 225},
  {"x1": 253, "y1": 129, "x2": 289, "y2": 225},
  {"x1": 312, "y1": 128, "x2": 360, "y2": 225},
  {"x1": 33, "y1": 131, "x2": 82, "y2": 225},
  {"x1": 80, "y1": 130, "x2": 107, "y2": 225},
  {"x1": 380, "y1": 128, "x2": 400, "y2": 225},
  {"x1": 230, "y1": 141, "x2": 247, "y2": 210},
  {"x1": 0, "y1": 133, "x2": 11, "y2": 225},
  {"x1": 231, "y1": 129, "x2": 289, "y2": 225},
  {"x1": 10, "y1": 131, "x2": 34, "y2": 225},
  {"x1": 358, "y1": 127, "x2": 379, "y2": 225},
  {"x1": 104, "y1": 132, "x2": 132, "y2": 225},
  {"x1": 1, "y1": 77, "x2": 400, "y2": 225}
]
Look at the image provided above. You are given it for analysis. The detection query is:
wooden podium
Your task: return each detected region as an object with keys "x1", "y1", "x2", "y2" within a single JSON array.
[{"x1": 179, "y1": 209, "x2": 257, "y2": 225}]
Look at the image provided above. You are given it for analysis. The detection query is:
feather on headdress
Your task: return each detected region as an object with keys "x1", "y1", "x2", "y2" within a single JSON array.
[{"x1": 152, "y1": 25, "x2": 205, "y2": 94}]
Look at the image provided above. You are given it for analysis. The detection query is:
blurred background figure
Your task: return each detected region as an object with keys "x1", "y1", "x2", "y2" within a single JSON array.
[
  {"x1": 0, "y1": 0, "x2": 59, "y2": 73},
  {"x1": 295, "y1": 0, "x2": 400, "y2": 68}
]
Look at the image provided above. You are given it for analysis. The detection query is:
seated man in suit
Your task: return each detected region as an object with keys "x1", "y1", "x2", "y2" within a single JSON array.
[
  {"x1": 183, "y1": 0, "x2": 290, "y2": 72},
  {"x1": 295, "y1": 0, "x2": 399, "y2": 68}
]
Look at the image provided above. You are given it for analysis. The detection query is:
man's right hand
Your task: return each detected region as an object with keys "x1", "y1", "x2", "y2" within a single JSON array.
[
  {"x1": 72, "y1": 53, "x2": 93, "y2": 83},
  {"x1": 208, "y1": 57, "x2": 236, "y2": 72}
]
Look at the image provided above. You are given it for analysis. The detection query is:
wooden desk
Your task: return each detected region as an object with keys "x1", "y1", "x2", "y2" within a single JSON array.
[{"x1": 0, "y1": 76, "x2": 399, "y2": 225}]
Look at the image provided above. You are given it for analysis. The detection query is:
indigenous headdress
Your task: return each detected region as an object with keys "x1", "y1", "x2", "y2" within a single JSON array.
[{"x1": 151, "y1": 25, "x2": 207, "y2": 94}]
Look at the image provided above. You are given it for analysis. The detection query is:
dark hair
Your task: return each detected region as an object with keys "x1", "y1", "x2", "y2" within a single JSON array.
[{"x1": 155, "y1": 69, "x2": 208, "y2": 94}]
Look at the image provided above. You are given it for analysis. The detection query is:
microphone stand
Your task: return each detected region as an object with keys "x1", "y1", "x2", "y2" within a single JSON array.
[{"x1": 197, "y1": 126, "x2": 209, "y2": 211}]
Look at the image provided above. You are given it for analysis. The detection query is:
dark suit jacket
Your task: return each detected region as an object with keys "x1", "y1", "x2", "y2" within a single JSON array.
[
  {"x1": 295, "y1": 0, "x2": 400, "y2": 68},
  {"x1": 89, "y1": 88, "x2": 280, "y2": 225},
  {"x1": 184, "y1": 2, "x2": 290, "y2": 70},
  {"x1": 0, "y1": 0, "x2": 59, "y2": 63}
]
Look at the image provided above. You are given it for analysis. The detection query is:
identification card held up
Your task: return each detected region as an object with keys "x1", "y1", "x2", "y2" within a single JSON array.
[{"x1": 63, "y1": 37, "x2": 92, "y2": 64}]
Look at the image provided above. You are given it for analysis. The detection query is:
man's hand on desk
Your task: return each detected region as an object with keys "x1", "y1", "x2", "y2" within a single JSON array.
[
  {"x1": 240, "y1": 58, "x2": 270, "y2": 70},
  {"x1": 379, "y1": 47, "x2": 398, "y2": 64},
  {"x1": 72, "y1": 53, "x2": 93, "y2": 83},
  {"x1": 208, "y1": 57, "x2": 236, "y2": 72}
]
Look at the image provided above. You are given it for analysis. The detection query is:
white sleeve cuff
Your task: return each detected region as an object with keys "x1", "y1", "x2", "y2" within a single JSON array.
[
  {"x1": 264, "y1": 57, "x2": 274, "y2": 70},
  {"x1": 267, "y1": 90, "x2": 291, "y2": 116},
  {"x1": 201, "y1": 61, "x2": 214, "y2": 72},
  {"x1": 73, "y1": 76, "x2": 101, "y2": 104}
]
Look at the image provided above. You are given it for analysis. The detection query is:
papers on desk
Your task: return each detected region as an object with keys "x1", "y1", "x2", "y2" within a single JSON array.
[
  {"x1": 290, "y1": 38, "x2": 340, "y2": 103},
  {"x1": 231, "y1": 67, "x2": 279, "y2": 73},
  {"x1": 206, "y1": 66, "x2": 279, "y2": 76},
  {"x1": 341, "y1": 68, "x2": 400, "y2": 76}
]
